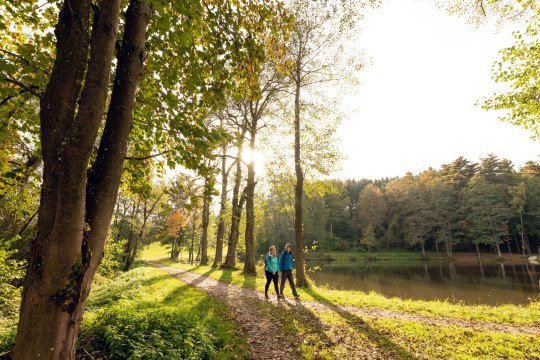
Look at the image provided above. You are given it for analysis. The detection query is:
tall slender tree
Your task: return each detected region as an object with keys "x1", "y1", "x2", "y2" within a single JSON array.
[
  {"x1": 212, "y1": 115, "x2": 231, "y2": 267},
  {"x1": 283, "y1": 0, "x2": 373, "y2": 286},
  {"x1": 223, "y1": 126, "x2": 247, "y2": 269}
]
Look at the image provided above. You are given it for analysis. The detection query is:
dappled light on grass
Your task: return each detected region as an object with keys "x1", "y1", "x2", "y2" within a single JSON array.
[{"x1": 301, "y1": 286, "x2": 414, "y2": 359}]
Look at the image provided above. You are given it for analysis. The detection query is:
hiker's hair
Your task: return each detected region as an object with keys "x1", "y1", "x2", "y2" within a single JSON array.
[{"x1": 269, "y1": 245, "x2": 276, "y2": 252}]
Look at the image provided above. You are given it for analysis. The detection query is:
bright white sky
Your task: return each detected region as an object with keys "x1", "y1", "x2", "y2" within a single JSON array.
[{"x1": 331, "y1": 0, "x2": 539, "y2": 180}]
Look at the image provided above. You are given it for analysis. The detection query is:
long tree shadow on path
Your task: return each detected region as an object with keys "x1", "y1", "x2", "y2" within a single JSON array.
[
  {"x1": 300, "y1": 286, "x2": 416, "y2": 359},
  {"x1": 150, "y1": 261, "x2": 217, "y2": 288}
]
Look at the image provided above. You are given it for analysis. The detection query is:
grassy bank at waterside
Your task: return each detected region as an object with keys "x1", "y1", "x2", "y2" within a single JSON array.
[
  {"x1": 144, "y1": 259, "x2": 539, "y2": 328},
  {"x1": 304, "y1": 250, "x2": 534, "y2": 264}
]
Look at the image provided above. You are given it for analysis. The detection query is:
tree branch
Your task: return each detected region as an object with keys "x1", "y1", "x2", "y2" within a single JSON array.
[
  {"x1": 4, "y1": 76, "x2": 42, "y2": 98},
  {"x1": 125, "y1": 150, "x2": 172, "y2": 161},
  {"x1": 0, "y1": 89, "x2": 28, "y2": 107},
  {"x1": 0, "y1": 48, "x2": 51, "y2": 75}
]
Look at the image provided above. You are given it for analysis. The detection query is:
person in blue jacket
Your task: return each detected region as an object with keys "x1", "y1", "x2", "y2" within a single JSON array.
[
  {"x1": 278, "y1": 243, "x2": 299, "y2": 299},
  {"x1": 264, "y1": 245, "x2": 279, "y2": 299}
]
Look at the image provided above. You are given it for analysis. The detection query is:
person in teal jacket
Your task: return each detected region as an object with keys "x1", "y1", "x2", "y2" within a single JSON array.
[
  {"x1": 278, "y1": 243, "x2": 299, "y2": 299},
  {"x1": 264, "y1": 245, "x2": 279, "y2": 299}
]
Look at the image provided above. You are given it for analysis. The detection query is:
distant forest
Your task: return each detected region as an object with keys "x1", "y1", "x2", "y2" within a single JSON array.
[{"x1": 256, "y1": 154, "x2": 540, "y2": 257}]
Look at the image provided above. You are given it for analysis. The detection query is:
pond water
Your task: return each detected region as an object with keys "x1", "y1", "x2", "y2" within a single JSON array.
[{"x1": 305, "y1": 259, "x2": 540, "y2": 305}]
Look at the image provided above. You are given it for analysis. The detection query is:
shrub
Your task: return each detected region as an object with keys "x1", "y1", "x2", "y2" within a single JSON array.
[
  {"x1": 88, "y1": 305, "x2": 217, "y2": 360},
  {"x1": 0, "y1": 327, "x2": 16, "y2": 358},
  {"x1": 98, "y1": 239, "x2": 127, "y2": 278},
  {"x1": 0, "y1": 248, "x2": 25, "y2": 319}
]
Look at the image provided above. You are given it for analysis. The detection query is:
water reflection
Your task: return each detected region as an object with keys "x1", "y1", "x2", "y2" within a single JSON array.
[{"x1": 305, "y1": 259, "x2": 540, "y2": 305}]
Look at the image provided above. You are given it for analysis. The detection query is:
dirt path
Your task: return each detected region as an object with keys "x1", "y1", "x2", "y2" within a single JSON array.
[
  {"x1": 151, "y1": 262, "x2": 302, "y2": 359},
  {"x1": 150, "y1": 262, "x2": 539, "y2": 359}
]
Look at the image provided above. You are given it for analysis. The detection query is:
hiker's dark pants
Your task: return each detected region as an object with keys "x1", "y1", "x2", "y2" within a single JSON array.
[
  {"x1": 280, "y1": 270, "x2": 298, "y2": 296},
  {"x1": 265, "y1": 271, "x2": 279, "y2": 295}
]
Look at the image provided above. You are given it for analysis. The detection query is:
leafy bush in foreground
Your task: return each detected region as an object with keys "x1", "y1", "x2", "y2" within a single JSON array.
[{"x1": 86, "y1": 305, "x2": 216, "y2": 360}]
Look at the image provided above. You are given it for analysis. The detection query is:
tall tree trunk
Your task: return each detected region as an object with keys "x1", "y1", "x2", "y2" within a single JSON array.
[
  {"x1": 171, "y1": 237, "x2": 179, "y2": 261},
  {"x1": 123, "y1": 229, "x2": 136, "y2": 270},
  {"x1": 171, "y1": 231, "x2": 183, "y2": 262},
  {"x1": 200, "y1": 177, "x2": 210, "y2": 265},
  {"x1": 13, "y1": 0, "x2": 113, "y2": 357},
  {"x1": 445, "y1": 239, "x2": 453, "y2": 258},
  {"x1": 213, "y1": 146, "x2": 228, "y2": 267},
  {"x1": 243, "y1": 162, "x2": 256, "y2": 274},
  {"x1": 293, "y1": 64, "x2": 306, "y2": 287},
  {"x1": 223, "y1": 184, "x2": 246, "y2": 268},
  {"x1": 525, "y1": 235, "x2": 532, "y2": 255},
  {"x1": 519, "y1": 214, "x2": 527, "y2": 256},
  {"x1": 243, "y1": 108, "x2": 258, "y2": 275},
  {"x1": 13, "y1": 2, "x2": 151, "y2": 358},
  {"x1": 190, "y1": 221, "x2": 195, "y2": 265},
  {"x1": 495, "y1": 243, "x2": 502, "y2": 257},
  {"x1": 223, "y1": 136, "x2": 246, "y2": 268},
  {"x1": 475, "y1": 243, "x2": 481, "y2": 259}
]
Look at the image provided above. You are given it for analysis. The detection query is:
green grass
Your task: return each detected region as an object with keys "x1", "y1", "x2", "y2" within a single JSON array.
[
  {"x1": 240, "y1": 271, "x2": 540, "y2": 359},
  {"x1": 304, "y1": 250, "x2": 530, "y2": 265},
  {"x1": 370, "y1": 318, "x2": 540, "y2": 359},
  {"x1": 81, "y1": 264, "x2": 248, "y2": 359},
  {"x1": 1, "y1": 264, "x2": 248, "y2": 359},
  {"x1": 139, "y1": 242, "x2": 170, "y2": 261},
  {"x1": 305, "y1": 250, "x2": 434, "y2": 262},
  {"x1": 307, "y1": 309, "x2": 540, "y2": 359},
  {"x1": 156, "y1": 260, "x2": 540, "y2": 328}
]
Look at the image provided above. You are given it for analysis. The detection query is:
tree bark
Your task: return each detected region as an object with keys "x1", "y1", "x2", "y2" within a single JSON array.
[
  {"x1": 445, "y1": 240, "x2": 453, "y2": 258},
  {"x1": 495, "y1": 243, "x2": 502, "y2": 257},
  {"x1": 243, "y1": 104, "x2": 258, "y2": 275},
  {"x1": 200, "y1": 177, "x2": 211, "y2": 265},
  {"x1": 519, "y1": 214, "x2": 527, "y2": 256},
  {"x1": 223, "y1": 137, "x2": 246, "y2": 269},
  {"x1": 13, "y1": 0, "x2": 116, "y2": 357},
  {"x1": 87, "y1": 0, "x2": 152, "y2": 275},
  {"x1": 190, "y1": 221, "x2": 195, "y2": 265},
  {"x1": 13, "y1": 1, "x2": 151, "y2": 358},
  {"x1": 293, "y1": 60, "x2": 307, "y2": 287},
  {"x1": 171, "y1": 234, "x2": 180, "y2": 262},
  {"x1": 213, "y1": 146, "x2": 228, "y2": 267},
  {"x1": 243, "y1": 161, "x2": 256, "y2": 274}
]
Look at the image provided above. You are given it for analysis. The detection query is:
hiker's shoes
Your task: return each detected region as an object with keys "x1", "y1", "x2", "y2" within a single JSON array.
[
  {"x1": 265, "y1": 294, "x2": 269, "y2": 299},
  {"x1": 294, "y1": 294, "x2": 300, "y2": 299}
]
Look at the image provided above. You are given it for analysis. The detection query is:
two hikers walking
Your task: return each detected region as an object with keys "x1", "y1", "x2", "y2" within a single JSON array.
[{"x1": 264, "y1": 243, "x2": 300, "y2": 299}]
